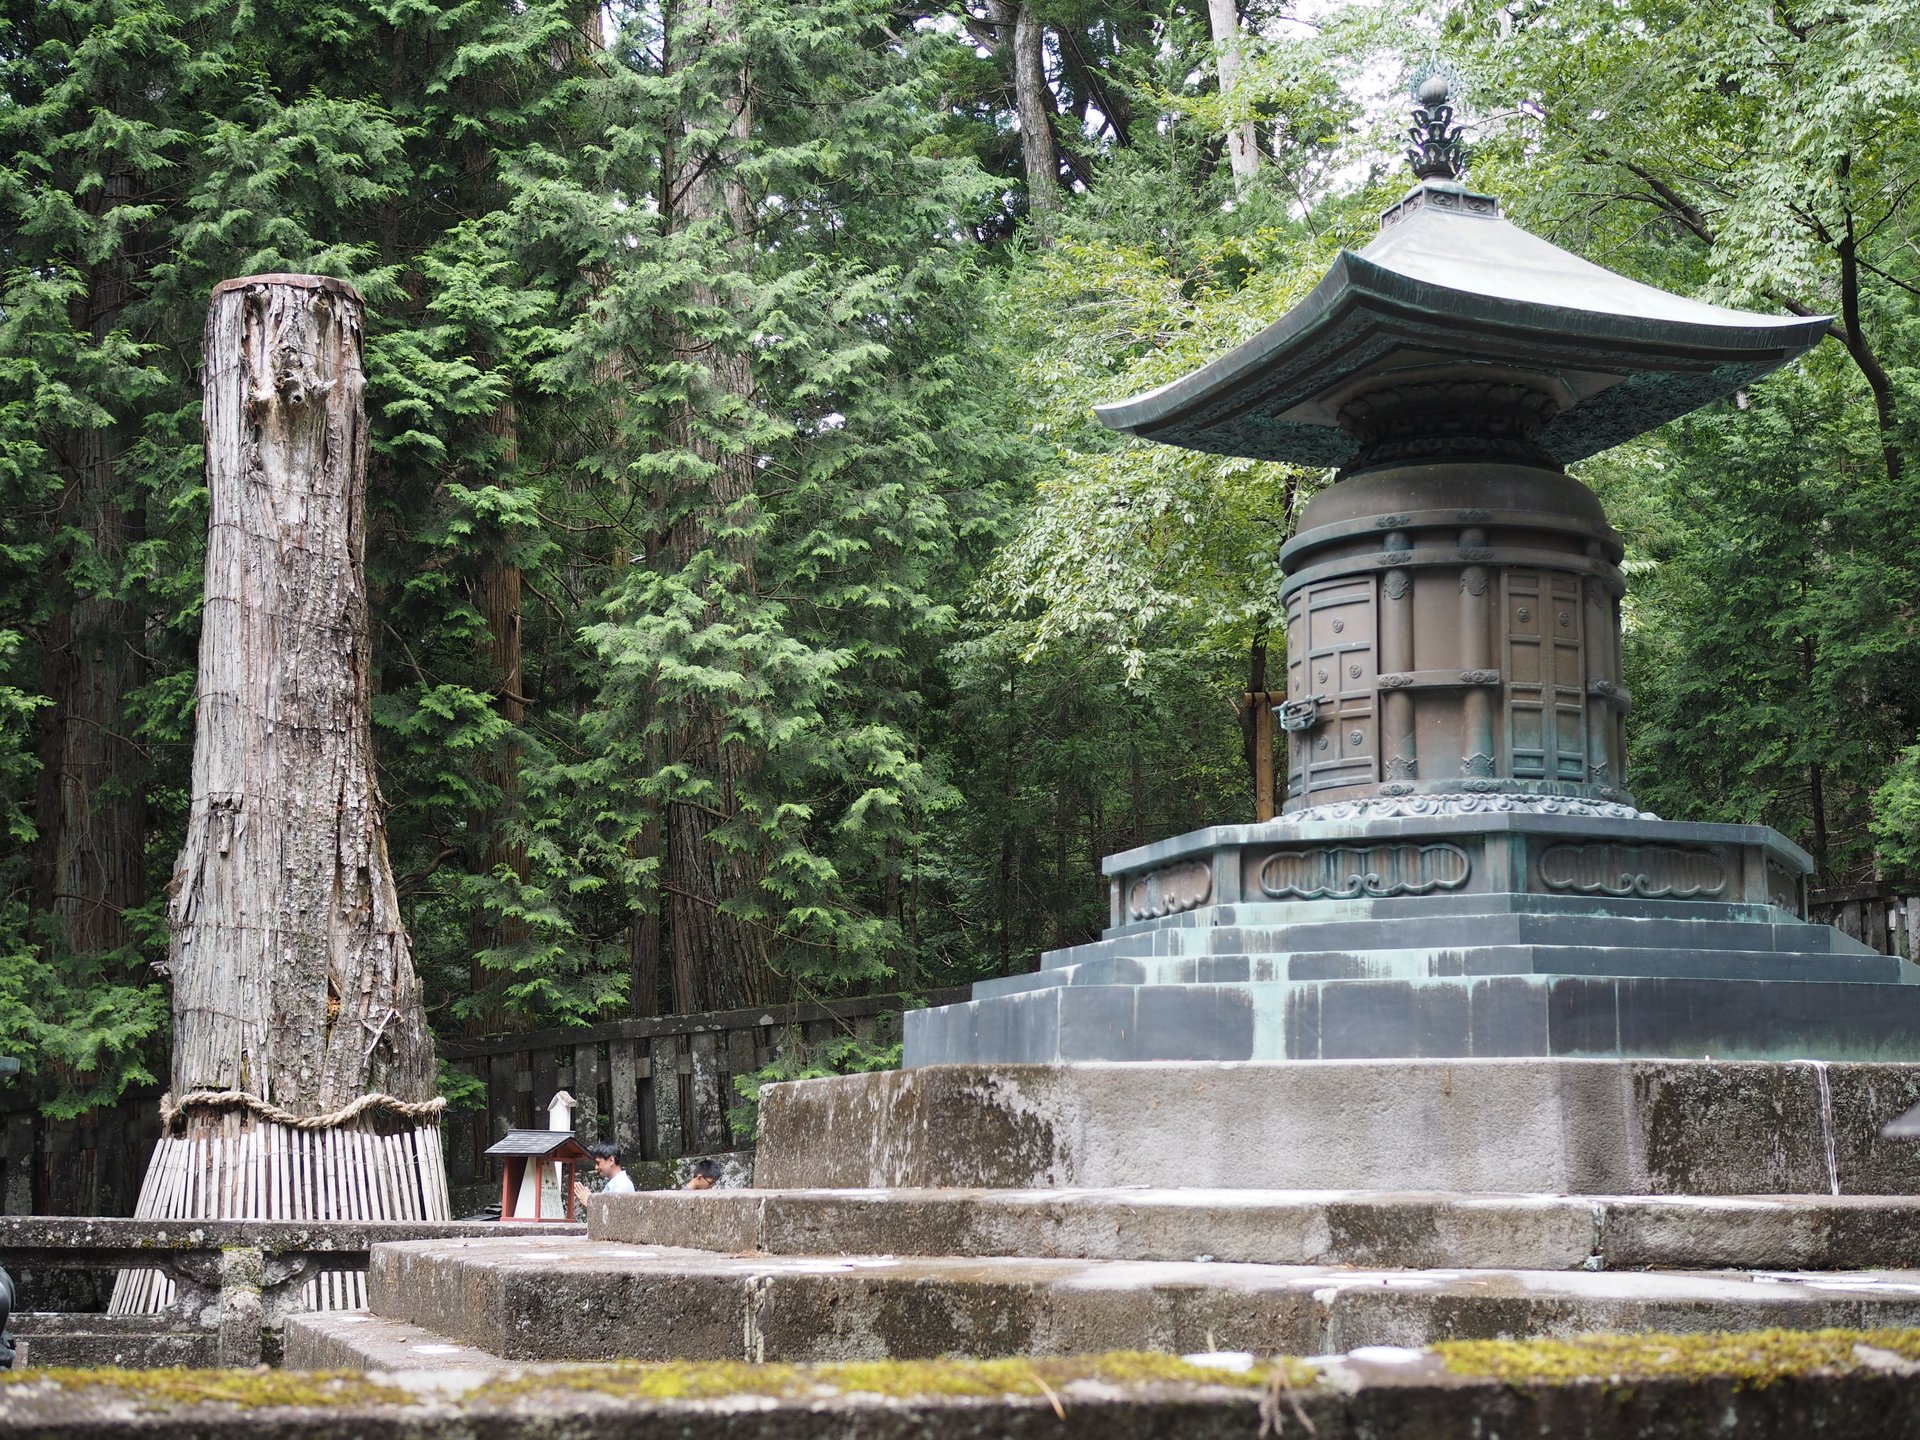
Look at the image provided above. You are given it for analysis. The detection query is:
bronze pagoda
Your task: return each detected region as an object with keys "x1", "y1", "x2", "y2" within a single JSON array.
[{"x1": 906, "y1": 79, "x2": 1920, "y2": 1066}]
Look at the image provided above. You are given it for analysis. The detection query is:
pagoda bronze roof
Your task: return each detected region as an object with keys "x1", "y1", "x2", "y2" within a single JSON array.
[{"x1": 1094, "y1": 180, "x2": 1831, "y2": 469}]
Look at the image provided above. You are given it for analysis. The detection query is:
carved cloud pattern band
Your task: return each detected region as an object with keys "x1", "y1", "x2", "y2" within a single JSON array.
[
  {"x1": 1258, "y1": 843, "x2": 1471, "y2": 900},
  {"x1": 1126, "y1": 861, "x2": 1213, "y2": 921},
  {"x1": 1538, "y1": 843, "x2": 1726, "y2": 899}
]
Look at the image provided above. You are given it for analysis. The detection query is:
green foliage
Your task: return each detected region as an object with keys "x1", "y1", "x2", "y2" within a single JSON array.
[
  {"x1": 1605, "y1": 356, "x2": 1920, "y2": 875},
  {"x1": 7, "y1": 0, "x2": 1920, "y2": 1158},
  {"x1": 436, "y1": 1059, "x2": 489, "y2": 1114},
  {"x1": 726, "y1": 1027, "x2": 904, "y2": 1140}
]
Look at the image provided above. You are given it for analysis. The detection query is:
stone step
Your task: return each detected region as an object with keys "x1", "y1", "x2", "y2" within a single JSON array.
[
  {"x1": 283, "y1": 1310, "x2": 512, "y2": 1372},
  {"x1": 356, "y1": 1233, "x2": 1920, "y2": 1366},
  {"x1": 584, "y1": 1188, "x2": 1920, "y2": 1273},
  {"x1": 981, "y1": 943, "x2": 1900, "y2": 998},
  {"x1": 1042, "y1": 912, "x2": 1882, "y2": 971},
  {"x1": 1059, "y1": 891, "x2": 1866, "y2": 953}
]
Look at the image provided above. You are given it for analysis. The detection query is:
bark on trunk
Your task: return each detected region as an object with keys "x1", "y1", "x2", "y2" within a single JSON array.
[
  {"x1": 33, "y1": 563, "x2": 145, "y2": 954},
  {"x1": 32, "y1": 170, "x2": 147, "y2": 956},
  {"x1": 1206, "y1": 0, "x2": 1259, "y2": 187},
  {"x1": 659, "y1": 0, "x2": 782, "y2": 1015},
  {"x1": 468, "y1": 397, "x2": 529, "y2": 1034},
  {"x1": 169, "y1": 275, "x2": 435, "y2": 1111},
  {"x1": 115, "y1": 276, "x2": 449, "y2": 1319},
  {"x1": 990, "y1": 1, "x2": 1060, "y2": 213}
]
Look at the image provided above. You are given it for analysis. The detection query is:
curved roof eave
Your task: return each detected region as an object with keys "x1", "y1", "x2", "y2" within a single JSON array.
[{"x1": 1093, "y1": 234, "x2": 1832, "y2": 465}]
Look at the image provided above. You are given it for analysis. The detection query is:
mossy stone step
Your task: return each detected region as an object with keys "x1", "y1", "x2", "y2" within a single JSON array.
[{"x1": 356, "y1": 1233, "x2": 1920, "y2": 1365}]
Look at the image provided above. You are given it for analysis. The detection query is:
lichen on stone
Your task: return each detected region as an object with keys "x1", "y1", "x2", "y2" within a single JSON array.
[
  {"x1": 0, "y1": 1366, "x2": 415, "y2": 1412},
  {"x1": 476, "y1": 1351, "x2": 1315, "y2": 1406},
  {"x1": 1435, "y1": 1327, "x2": 1920, "y2": 1388}
]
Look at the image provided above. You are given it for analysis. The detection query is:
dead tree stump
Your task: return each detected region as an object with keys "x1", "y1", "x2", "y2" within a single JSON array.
[{"x1": 115, "y1": 275, "x2": 448, "y2": 1316}]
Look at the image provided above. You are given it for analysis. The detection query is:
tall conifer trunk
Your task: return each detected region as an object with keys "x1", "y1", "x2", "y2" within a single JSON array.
[
  {"x1": 657, "y1": 0, "x2": 783, "y2": 1013},
  {"x1": 1205, "y1": 0, "x2": 1259, "y2": 187},
  {"x1": 33, "y1": 168, "x2": 146, "y2": 957},
  {"x1": 469, "y1": 398, "x2": 529, "y2": 1034},
  {"x1": 986, "y1": 2, "x2": 1060, "y2": 214},
  {"x1": 169, "y1": 276, "x2": 435, "y2": 1105}
]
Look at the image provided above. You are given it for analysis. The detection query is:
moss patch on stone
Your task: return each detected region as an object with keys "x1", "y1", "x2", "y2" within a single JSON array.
[
  {"x1": 1435, "y1": 1327, "x2": 1920, "y2": 1388},
  {"x1": 478, "y1": 1351, "x2": 1316, "y2": 1406},
  {"x1": 0, "y1": 1367, "x2": 415, "y2": 1412}
]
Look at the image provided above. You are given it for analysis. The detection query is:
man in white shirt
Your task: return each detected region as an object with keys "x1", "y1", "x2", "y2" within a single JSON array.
[{"x1": 572, "y1": 1142, "x2": 635, "y2": 1210}]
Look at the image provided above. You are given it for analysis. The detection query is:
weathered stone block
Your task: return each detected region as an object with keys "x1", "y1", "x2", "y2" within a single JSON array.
[{"x1": 755, "y1": 1060, "x2": 1920, "y2": 1194}]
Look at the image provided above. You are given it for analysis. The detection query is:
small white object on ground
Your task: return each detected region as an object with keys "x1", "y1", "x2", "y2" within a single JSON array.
[{"x1": 1180, "y1": 1351, "x2": 1256, "y2": 1372}]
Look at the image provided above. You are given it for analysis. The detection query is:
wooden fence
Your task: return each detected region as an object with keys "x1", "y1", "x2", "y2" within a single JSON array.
[
  {"x1": 0, "y1": 1089, "x2": 162, "y2": 1221},
  {"x1": 1808, "y1": 886, "x2": 1920, "y2": 963},
  {"x1": 436, "y1": 989, "x2": 964, "y2": 1205},
  {"x1": 1, "y1": 990, "x2": 961, "y2": 1218}
]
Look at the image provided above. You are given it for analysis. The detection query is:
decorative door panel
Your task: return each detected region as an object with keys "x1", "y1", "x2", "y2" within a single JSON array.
[
  {"x1": 1504, "y1": 570, "x2": 1586, "y2": 782},
  {"x1": 1286, "y1": 579, "x2": 1377, "y2": 797},
  {"x1": 1285, "y1": 599, "x2": 1307, "y2": 799},
  {"x1": 1548, "y1": 574, "x2": 1586, "y2": 780}
]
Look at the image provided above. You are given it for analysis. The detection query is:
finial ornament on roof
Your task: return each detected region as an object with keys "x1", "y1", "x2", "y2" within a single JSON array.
[{"x1": 1407, "y1": 70, "x2": 1466, "y2": 182}]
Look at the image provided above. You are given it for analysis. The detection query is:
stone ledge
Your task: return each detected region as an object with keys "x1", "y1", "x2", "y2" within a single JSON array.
[
  {"x1": 283, "y1": 1312, "x2": 511, "y2": 1372},
  {"x1": 585, "y1": 1187, "x2": 1920, "y2": 1272},
  {"x1": 3, "y1": 1317, "x2": 215, "y2": 1371},
  {"x1": 0, "y1": 1217, "x2": 560, "y2": 1254},
  {"x1": 0, "y1": 1217, "x2": 582, "y2": 1369},
  {"x1": 1101, "y1": 810, "x2": 1813, "y2": 875},
  {"x1": 5, "y1": 1332, "x2": 1920, "y2": 1438},
  {"x1": 906, "y1": 973, "x2": 1920, "y2": 1065},
  {"x1": 357, "y1": 1233, "x2": 1920, "y2": 1363}
]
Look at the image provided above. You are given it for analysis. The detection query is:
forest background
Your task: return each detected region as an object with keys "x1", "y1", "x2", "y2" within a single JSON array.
[{"x1": 3, "y1": 0, "x2": 1918, "y2": 1120}]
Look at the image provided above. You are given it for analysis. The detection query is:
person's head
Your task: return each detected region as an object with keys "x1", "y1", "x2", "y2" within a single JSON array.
[
  {"x1": 589, "y1": 1142, "x2": 622, "y2": 1179},
  {"x1": 685, "y1": 1157, "x2": 721, "y2": 1190}
]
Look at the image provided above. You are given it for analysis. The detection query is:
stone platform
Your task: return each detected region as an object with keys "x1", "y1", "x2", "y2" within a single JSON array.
[
  {"x1": 289, "y1": 1218, "x2": 1920, "y2": 1368},
  {"x1": 753, "y1": 1059, "x2": 1920, "y2": 1193},
  {"x1": 278, "y1": 1058, "x2": 1920, "y2": 1375},
  {"x1": 905, "y1": 810, "x2": 1920, "y2": 1066},
  {"x1": 584, "y1": 1187, "x2": 1920, "y2": 1272}
]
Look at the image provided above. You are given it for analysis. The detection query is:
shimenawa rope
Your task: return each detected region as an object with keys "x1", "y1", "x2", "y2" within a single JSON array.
[{"x1": 159, "y1": 1088, "x2": 446, "y2": 1131}]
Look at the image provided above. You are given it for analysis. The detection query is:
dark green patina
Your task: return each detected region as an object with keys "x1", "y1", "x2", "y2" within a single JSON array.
[{"x1": 1095, "y1": 79, "x2": 1827, "y2": 476}]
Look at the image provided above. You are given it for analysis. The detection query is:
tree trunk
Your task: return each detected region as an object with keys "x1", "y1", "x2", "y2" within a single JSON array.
[
  {"x1": 1238, "y1": 635, "x2": 1271, "y2": 814},
  {"x1": 168, "y1": 275, "x2": 435, "y2": 1109},
  {"x1": 32, "y1": 169, "x2": 146, "y2": 958},
  {"x1": 113, "y1": 277, "x2": 449, "y2": 1315},
  {"x1": 659, "y1": 0, "x2": 782, "y2": 1015},
  {"x1": 991, "y1": 1, "x2": 1060, "y2": 214},
  {"x1": 32, "y1": 517, "x2": 145, "y2": 956},
  {"x1": 1206, "y1": 0, "x2": 1259, "y2": 187},
  {"x1": 468, "y1": 397, "x2": 529, "y2": 1034}
]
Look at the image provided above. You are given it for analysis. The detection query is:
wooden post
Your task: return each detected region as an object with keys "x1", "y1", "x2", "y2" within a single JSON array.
[
  {"x1": 114, "y1": 275, "x2": 447, "y2": 1317},
  {"x1": 1242, "y1": 691, "x2": 1279, "y2": 822}
]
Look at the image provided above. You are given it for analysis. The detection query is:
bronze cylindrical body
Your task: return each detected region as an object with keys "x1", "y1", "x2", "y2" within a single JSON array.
[{"x1": 1279, "y1": 462, "x2": 1629, "y2": 813}]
